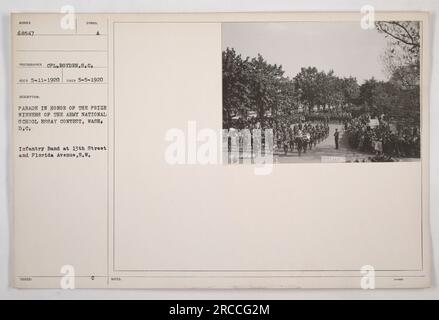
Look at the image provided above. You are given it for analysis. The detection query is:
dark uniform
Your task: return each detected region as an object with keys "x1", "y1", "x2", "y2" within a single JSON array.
[{"x1": 334, "y1": 129, "x2": 340, "y2": 149}]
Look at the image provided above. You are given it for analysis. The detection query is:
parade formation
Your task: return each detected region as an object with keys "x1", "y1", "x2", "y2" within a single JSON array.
[{"x1": 273, "y1": 121, "x2": 330, "y2": 157}]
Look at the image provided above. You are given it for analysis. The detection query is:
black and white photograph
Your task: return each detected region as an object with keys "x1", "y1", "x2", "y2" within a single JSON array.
[
  {"x1": 222, "y1": 21, "x2": 422, "y2": 163},
  {"x1": 2, "y1": 2, "x2": 436, "y2": 301}
]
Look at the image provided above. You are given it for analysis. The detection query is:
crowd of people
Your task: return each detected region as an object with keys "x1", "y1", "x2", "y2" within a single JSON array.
[
  {"x1": 344, "y1": 114, "x2": 420, "y2": 158},
  {"x1": 225, "y1": 110, "x2": 420, "y2": 161},
  {"x1": 305, "y1": 111, "x2": 352, "y2": 123}
]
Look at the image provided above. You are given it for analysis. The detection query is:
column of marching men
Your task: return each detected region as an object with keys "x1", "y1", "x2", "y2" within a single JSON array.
[
  {"x1": 232, "y1": 120, "x2": 330, "y2": 157},
  {"x1": 273, "y1": 121, "x2": 330, "y2": 156}
]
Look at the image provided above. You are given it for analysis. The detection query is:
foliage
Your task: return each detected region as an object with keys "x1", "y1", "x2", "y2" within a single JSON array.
[
  {"x1": 375, "y1": 21, "x2": 420, "y2": 89},
  {"x1": 223, "y1": 20, "x2": 421, "y2": 130}
]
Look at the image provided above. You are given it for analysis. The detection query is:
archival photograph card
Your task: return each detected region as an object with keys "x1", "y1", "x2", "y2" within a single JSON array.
[{"x1": 11, "y1": 12, "x2": 431, "y2": 288}]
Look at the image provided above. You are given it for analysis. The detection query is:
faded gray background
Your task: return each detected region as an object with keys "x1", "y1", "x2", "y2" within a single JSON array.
[
  {"x1": 222, "y1": 22, "x2": 389, "y2": 82},
  {"x1": 1, "y1": 0, "x2": 438, "y2": 299}
]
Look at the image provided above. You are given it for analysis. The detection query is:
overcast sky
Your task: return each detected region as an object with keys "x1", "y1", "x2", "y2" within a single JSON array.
[{"x1": 222, "y1": 22, "x2": 389, "y2": 83}]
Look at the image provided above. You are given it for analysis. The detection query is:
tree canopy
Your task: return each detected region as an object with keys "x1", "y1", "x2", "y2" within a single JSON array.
[{"x1": 223, "y1": 21, "x2": 420, "y2": 129}]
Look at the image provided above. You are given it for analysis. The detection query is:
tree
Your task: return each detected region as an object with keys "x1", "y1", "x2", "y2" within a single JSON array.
[
  {"x1": 293, "y1": 68, "x2": 358, "y2": 112},
  {"x1": 375, "y1": 21, "x2": 420, "y2": 126},
  {"x1": 323, "y1": 70, "x2": 345, "y2": 110},
  {"x1": 222, "y1": 48, "x2": 252, "y2": 128},
  {"x1": 340, "y1": 77, "x2": 360, "y2": 106},
  {"x1": 375, "y1": 21, "x2": 420, "y2": 88},
  {"x1": 357, "y1": 78, "x2": 398, "y2": 118},
  {"x1": 293, "y1": 67, "x2": 322, "y2": 112},
  {"x1": 273, "y1": 77, "x2": 298, "y2": 124},
  {"x1": 248, "y1": 54, "x2": 286, "y2": 128},
  {"x1": 223, "y1": 49, "x2": 294, "y2": 129}
]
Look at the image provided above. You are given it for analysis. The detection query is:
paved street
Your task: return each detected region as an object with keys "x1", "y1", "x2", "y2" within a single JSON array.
[
  {"x1": 226, "y1": 123, "x2": 418, "y2": 164},
  {"x1": 274, "y1": 123, "x2": 373, "y2": 163}
]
